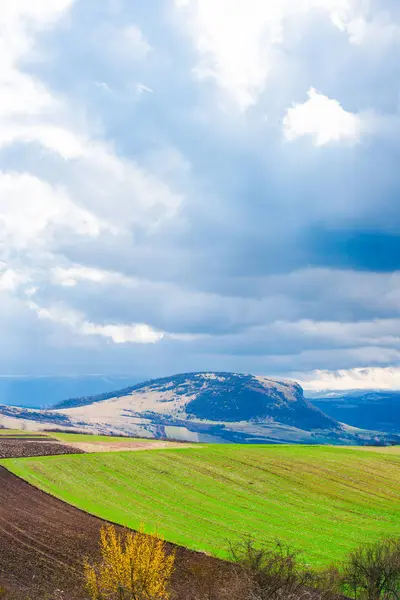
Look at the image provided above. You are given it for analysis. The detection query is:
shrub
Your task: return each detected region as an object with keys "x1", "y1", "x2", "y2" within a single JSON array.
[
  {"x1": 84, "y1": 524, "x2": 175, "y2": 600},
  {"x1": 342, "y1": 538, "x2": 400, "y2": 600},
  {"x1": 228, "y1": 537, "x2": 316, "y2": 599}
]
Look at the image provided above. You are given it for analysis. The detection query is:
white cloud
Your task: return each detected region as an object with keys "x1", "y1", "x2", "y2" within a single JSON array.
[
  {"x1": 0, "y1": 2, "x2": 183, "y2": 230},
  {"x1": 137, "y1": 83, "x2": 154, "y2": 94},
  {"x1": 0, "y1": 71, "x2": 53, "y2": 119},
  {"x1": 1, "y1": 0, "x2": 74, "y2": 25},
  {"x1": 82, "y1": 323, "x2": 164, "y2": 344},
  {"x1": 0, "y1": 2, "x2": 188, "y2": 367},
  {"x1": 0, "y1": 172, "x2": 108, "y2": 250},
  {"x1": 0, "y1": 1, "x2": 74, "y2": 117},
  {"x1": 175, "y1": 0, "x2": 370, "y2": 110},
  {"x1": 28, "y1": 301, "x2": 165, "y2": 344},
  {"x1": 116, "y1": 25, "x2": 152, "y2": 60},
  {"x1": 0, "y1": 0, "x2": 398, "y2": 379},
  {"x1": 296, "y1": 366, "x2": 400, "y2": 391},
  {"x1": 52, "y1": 266, "x2": 109, "y2": 287},
  {"x1": 26, "y1": 293, "x2": 209, "y2": 345},
  {"x1": 0, "y1": 267, "x2": 30, "y2": 292},
  {"x1": 0, "y1": 1, "x2": 87, "y2": 163},
  {"x1": 283, "y1": 88, "x2": 362, "y2": 145},
  {"x1": 0, "y1": 117, "x2": 183, "y2": 225},
  {"x1": 1, "y1": 135, "x2": 182, "y2": 230},
  {"x1": 51, "y1": 265, "x2": 135, "y2": 287},
  {"x1": 275, "y1": 317, "x2": 400, "y2": 348},
  {"x1": 0, "y1": 123, "x2": 86, "y2": 159},
  {"x1": 72, "y1": 143, "x2": 183, "y2": 228},
  {"x1": 332, "y1": 11, "x2": 400, "y2": 46},
  {"x1": 29, "y1": 302, "x2": 82, "y2": 330}
]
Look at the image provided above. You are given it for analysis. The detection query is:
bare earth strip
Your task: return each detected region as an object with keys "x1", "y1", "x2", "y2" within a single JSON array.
[
  {"x1": 63, "y1": 440, "x2": 194, "y2": 453},
  {"x1": 0, "y1": 439, "x2": 85, "y2": 459},
  {"x1": 0, "y1": 434, "x2": 194, "y2": 459}
]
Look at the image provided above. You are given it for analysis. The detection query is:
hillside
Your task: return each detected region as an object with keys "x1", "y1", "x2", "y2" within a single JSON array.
[
  {"x1": 311, "y1": 390, "x2": 400, "y2": 432},
  {"x1": 1, "y1": 372, "x2": 399, "y2": 444},
  {"x1": 54, "y1": 371, "x2": 337, "y2": 429},
  {"x1": 4, "y1": 444, "x2": 400, "y2": 567}
]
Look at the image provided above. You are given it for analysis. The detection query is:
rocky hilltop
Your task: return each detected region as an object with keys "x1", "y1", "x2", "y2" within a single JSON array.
[
  {"x1": 55, "y1": 371, "x2": 336, "y2": 430},
  {"x1": 1, "y1": 372, "x2": 398, "y2": 445}
]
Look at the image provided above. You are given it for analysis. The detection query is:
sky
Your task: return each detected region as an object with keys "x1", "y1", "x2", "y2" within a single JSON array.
[{"x1": 0, "y1": 0, "x2": 399, "y2": 390}]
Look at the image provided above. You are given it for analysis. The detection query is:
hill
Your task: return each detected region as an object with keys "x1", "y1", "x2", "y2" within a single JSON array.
[
  {"x1": 311, "y1": 390, "x2": 400, "y2": 432},
  {"x1": 1, "y1": 372, "x2": 399, "y2": 444},
  {"x1": 4, "y1": 444, "x2": 400, "y2": 567},
  {"x1": 54, "y1": 371, "x2": 337, "y2": 429}
]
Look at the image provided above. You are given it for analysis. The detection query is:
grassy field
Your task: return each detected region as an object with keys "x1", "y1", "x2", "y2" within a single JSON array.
[
  {"x1": 345, "y1": 445, "x2": 400, "y2": 455},
  {"x1": 3, "y1": 444, "x2": 400, "y2": 567},
  {"x1": 0, "y1": 429, "x2": 157, "y2": 443},
  {"x1": 0, "y1": 429, "x2": 49, "y2": 438}
]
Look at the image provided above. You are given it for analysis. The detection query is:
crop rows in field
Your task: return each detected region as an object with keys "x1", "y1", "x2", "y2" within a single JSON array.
[{"x1": 3, "y1": 445, "x2": 400, "y2": 566}]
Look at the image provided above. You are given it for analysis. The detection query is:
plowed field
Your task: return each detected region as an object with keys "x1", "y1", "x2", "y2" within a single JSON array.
[{"x1": 0, "y1": 438, "x2": 85, "y2": 459}]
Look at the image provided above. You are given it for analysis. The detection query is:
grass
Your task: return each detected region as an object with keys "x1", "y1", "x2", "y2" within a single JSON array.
[
  {"x1": 0, "y1": 429, "x2": 49, "y2": 438},
  {"x1": 0, "y1": 430, "x2": 154, "y2": 442},
  {"x1": 0, "y1": 429, "x2": 154, "y2": 443},
  {"x1": 3, "y1": 444, "x2": 400, "y2": 567},
  {"x1": 50, "y1": 433, "x2": 154, "y2": 443},
  {"x1": 345, "y1": 445, "x2": 400, "y2": 455}
]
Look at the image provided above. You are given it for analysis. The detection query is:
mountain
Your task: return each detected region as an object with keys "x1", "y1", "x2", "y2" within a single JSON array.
[
  {"x1": 54, "y1": 372, "x2": 336, "y2": 430},
  {"x1": 1, "y1": 371, "x2": 399, "y2": 445},
  {"x1": 310, "y1": 390, "x2": 400, "y2": 433}
]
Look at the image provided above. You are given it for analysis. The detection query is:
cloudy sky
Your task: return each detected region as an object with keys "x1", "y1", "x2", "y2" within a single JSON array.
[{"x1": 0, "y1": 0, "x2": 399, "y2": 389}]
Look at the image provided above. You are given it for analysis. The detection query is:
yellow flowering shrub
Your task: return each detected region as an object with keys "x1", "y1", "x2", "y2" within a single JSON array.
[{"x1": 84, "y1": 524, "x2": 175, "y2": 600}]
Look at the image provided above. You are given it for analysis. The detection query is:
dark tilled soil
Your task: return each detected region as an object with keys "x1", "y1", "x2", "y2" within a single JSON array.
[
  {"x1": 0, "y1": 466, "x2": 106, "y2": 599},
  {"x1": 0, "y1": 467, "x2": 226, "y2": 600},
  {"x1": 0, "y1": 439, "x2": 85, "y2": 459}
]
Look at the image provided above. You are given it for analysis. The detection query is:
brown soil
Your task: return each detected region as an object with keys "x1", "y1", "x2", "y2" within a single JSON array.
[
  {"x1": 65, "y1": 440, "x2": 194, "y2": 453},
  {"x1": 0, "y1": 439, "x2": 85, "y2": 459},
  {"x1": 0, "y1": 466, "x2": 226, "y2": 600}
]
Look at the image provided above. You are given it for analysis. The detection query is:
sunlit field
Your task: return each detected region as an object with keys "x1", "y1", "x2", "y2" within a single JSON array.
[{"x1": 3, "y1": 444, "x2": 400, "y2": 566}]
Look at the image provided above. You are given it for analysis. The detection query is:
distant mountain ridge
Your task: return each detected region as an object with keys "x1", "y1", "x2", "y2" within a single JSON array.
[
  {"x1": 2, "y1": 371, "x2": 399, "y2": 445},
  {"x1": 311, "y1": 390, "x2": 400, "y2": 433}
]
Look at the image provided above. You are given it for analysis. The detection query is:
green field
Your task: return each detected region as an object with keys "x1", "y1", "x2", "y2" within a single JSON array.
[
  {"x1": 0, "y1": 429, "x2": 157, "y2": 443},
  {"x1": 0, "y1": 429, "x2": 49, "y2": 438},
  {"x1": 3, "y1": 445, "x2": 400, "y2": 567}
]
